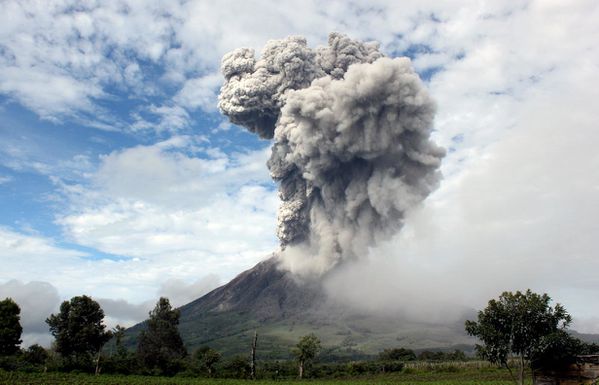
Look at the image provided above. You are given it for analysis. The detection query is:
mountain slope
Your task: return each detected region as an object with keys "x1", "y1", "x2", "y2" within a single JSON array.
[
  {"x1": 125, "y1": 256, "x2": 599, "y2": 359},
  {"x1": 126, "y1": 256, "x2": 472, "y2": 359}
]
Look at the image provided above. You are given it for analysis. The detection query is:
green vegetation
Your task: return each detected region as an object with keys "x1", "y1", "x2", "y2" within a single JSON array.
[
  {"x1": 0, "y1": 298, "x2": 22, "y2": 356},
  {"x1": 46, "y1": 295, "x2": 112, "y2": 371},
  {"x1": 171, "y1": 310, "x2": 472, "y2": 359},
  {"x1": 292, "y1": 333, "x2": 321, "y2": 378},
  {"x1": 191, "y1": 346, "x2": 221, "y2": 376},
  {"x1": 137, "y1": 297, "x2": 187, "y2": 376},
  {"x1": 465, "y1": 289, "x2": 599, "y2": 385},
  {"x1": 0, "y1": 289, "x2": 596, "y2": 384},
  {"x1": 0, "y1": 363, "x2": 532, "y2": 384},
  {"x1": 379, "y1": 348, "x2": 416, "y2": 361}
]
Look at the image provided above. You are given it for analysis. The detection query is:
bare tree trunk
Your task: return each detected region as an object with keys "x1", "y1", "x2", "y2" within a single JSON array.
[
  {"x1": 94, "y1": 350, "x2": 101, "y2": 376},
  {"x1": 518, "y1": 355, "x2": 524, "y2": 385},
  {"x1": 504, "y1": 357, "x2": 518, "y2": 385},
  {"x1": 299, "y1": 360, "x2": 304, "y2": 379},
  {"x1": 250, "y1": 330, "x2": 258, "y2": 380}
]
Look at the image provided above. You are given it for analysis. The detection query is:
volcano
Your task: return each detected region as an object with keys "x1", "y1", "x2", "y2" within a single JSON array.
[{"x1": 127, "y1": 256, "x2": 475, "y2": 359}]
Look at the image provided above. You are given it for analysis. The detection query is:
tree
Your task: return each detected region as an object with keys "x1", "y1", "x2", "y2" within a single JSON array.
[
  {"x1": 223, "y1": 355, "x2": 250, "y2": 379},
  {"x1": 193, "y1": 346, "x2": 221, "y2": 376},
  {"x1": 112, "y1": 325, "x2": 127, "y2": 358},
  {"x1": 46, "y1": 295, "x2": 112, "y2": 368},
  {"x1": 532, "y1": 329, "x2": 599, "y2": 370},
  {"x1": 104, "y1": 324, "x2": 137, "y2": 374},
  {"x1": 22, "y1": 344, "x2": 49, "y2": 366},
  {"x1": 0, "y1": 298, "x2": 22, "y2": 356},
  {"x1": 379, "y1": 347, "x2": 416, "y2": 361},
  {"x1": 292, "y1": 333, "x2": 321, "y2": 379},
  {"x1": 465, "y1": 290, "x2": 572, "y2": 385},
  {"x1": 136, "y1": 297, "x2": 186, "y2": 375}
]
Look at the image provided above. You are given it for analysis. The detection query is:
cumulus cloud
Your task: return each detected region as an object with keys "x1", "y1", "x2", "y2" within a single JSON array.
[
  {"x1": 0, "y1": 277, "x2": 223, "y2": 348},
  {"x1": 0, "y1": 1, "x2": 541, "y2": 133},
  {"x1": 0, "y1": 280, "x2": 60, "y2": 348},
  {"x1": 41, "y1": 136, "x2": 278, "y2": 303},
  {"x1": 158, "y1": 275, "x2": 221, "y2": 307},
  {"x1": 0, "y1": 280, "x2": 60, "y2": 333},
  {"x1": 97, "y1": 298, "x2": 154, "y2": 327},
  {"x1": 175, "y1": 73, "x2": 223, "y2": 112},
  {"x1": 0, "y1": 227, "x2": 87, "y2": 282},
  {"x1": 96, "y1": 275, "x2": 221, "y2": 327}
]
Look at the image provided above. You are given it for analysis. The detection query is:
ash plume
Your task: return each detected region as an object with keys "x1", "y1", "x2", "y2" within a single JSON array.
[{"x1": 218, "y1": 33, "x2": 445, "y2": 276}]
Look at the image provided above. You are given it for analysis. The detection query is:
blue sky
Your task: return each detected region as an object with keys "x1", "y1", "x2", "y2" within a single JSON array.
[{"x1": 1, "y1": 0, "x2": 599, "y2": 346}]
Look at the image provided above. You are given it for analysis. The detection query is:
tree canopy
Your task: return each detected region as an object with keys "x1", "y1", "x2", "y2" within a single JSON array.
[
  {"x1": 193, "y1": 346, "x2": 221, "y2": 376},
  {"x1": 136, "y1": 297, "x2": 187, "y2": 375},
  {"x1": 0, "y1": 298, "x2": 22, "y2": 356},
  {"x1": 465, "y1": 289, "x2": 572, "y2": 385},
  {"x1": 292, "y1": 333, "x2": 321, "y2": 379},
  {"x1": 46, "y1": 295, "x2": 112, "y2": 364},
  {"x1": 379, "y1": 347, "x2": 416, "y2": 361}
]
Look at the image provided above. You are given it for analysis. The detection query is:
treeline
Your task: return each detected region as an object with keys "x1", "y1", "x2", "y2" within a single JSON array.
[
  {"x1": 0, "y1": 295, "x2": 474, "y2": 379},
  {"x1": 3, "y1": 289, "x2": 598, "y2": 382},
  {"x1": 0, "y1": 295, "x2": 192, "y2": 376}
]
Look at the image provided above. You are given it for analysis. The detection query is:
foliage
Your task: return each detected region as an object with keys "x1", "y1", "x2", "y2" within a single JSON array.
[
  {"x1": 46, "y1": 295, "x2": 112, "y2": 368},
  {"x1": 0, "y1": 298, "x2": 22, "y2": 356},
  {"x1": 418, "y1": 350, "x2": 467, "y2": 361},
  {"x1": 136, "y1": 297, "x2": 187, "y2": 376},
  {"x1": 100, "y1": 325, "x2": 138, "y2": 374},
  {"x1": 465, "y1": 289, "x2": 572, "y2": 385},
  {"x1": 531, "y1": 329, "x2": 599, "y2": 370},
  {"x1": 112, "y1": 325, "x2": 127, "y2": 358},
  {"x1": 21, "y1": 345, "x2": 48, "y2": 366},
  {"x1": 192, "y1": 346, "x2": 221, "y2": 376},
  {"x1": 220, "y1": 355, "x2": 251, "y2": 379},
  {"x1": 0, "y1": 361, "x2": 529, "y2": 384},
  {"x1": 292, "y1": 333, "x2": 321, "y2": 378},
  {"x1": 379, "y1": 348, "x2": 416, "y2": 361}
]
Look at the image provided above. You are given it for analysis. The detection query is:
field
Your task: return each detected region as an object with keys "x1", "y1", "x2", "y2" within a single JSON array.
[{"x1": 0, "y1": 365, "x2": 532, "y2": 385}]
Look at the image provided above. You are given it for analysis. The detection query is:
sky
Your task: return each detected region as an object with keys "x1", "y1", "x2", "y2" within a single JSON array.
[{"x1": 1, "y1": 0, "x2": 598, "y2": 347}]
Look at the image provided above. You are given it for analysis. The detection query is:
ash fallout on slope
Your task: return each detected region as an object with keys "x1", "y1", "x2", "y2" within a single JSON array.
[{"x1": 218, "y1": 33, "x2": 445, "y2": 276}]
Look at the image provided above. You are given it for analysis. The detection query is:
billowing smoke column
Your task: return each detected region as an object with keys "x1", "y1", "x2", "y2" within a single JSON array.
[{"x1": 219, "y1": 33, "x2": 445, "y2": 276}]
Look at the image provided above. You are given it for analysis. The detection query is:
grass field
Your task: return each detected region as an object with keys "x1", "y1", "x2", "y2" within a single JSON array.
[{"x1": 0, "y1": 367, "x2": 532, "y2": 385}]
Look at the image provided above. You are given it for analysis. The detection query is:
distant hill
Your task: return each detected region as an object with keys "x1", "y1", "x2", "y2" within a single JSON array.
[
  {"x1": 125, "y1": 255, "x2": 476, "y2": 359},
  {"x1": 570, "y1": 330, "x2": 599, "y2": 345}
]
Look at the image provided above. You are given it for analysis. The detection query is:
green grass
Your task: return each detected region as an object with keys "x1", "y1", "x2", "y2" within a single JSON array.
[{"x1": 0, "y1": 368, "x2": 532, "y2": 385}]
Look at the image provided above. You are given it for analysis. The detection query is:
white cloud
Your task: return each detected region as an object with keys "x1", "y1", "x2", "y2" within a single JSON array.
[
  {"x1": 0, "y1": 227, "x2": 87, "y2": 282},
  {"x1": 0, "y1": 280, "x2": 60, "y2": 348},
  {"x1": 0, "y1": 280, "x2": 60, "y2": 333},
  {"x1": 0, "y1": 277, "x2": 221, "y2": 348},
  {"x1": 174, "y1": 72, "x2": 222, "y2": 113},
  {"x1": 131, "y1": 105, "x2": 191, "y2": 132},
  {"x1": 49, "y1": 137, "x2": 277, "y2": 304},
  {"x1": 0, "y1": 0, "x2": 176, "y2": 126},
  {"x1": 97, "y1": 298, "x2": 154, "y2": 328},
  {"x1": 3, "y1": 1, "x2": 546, "y2": 132},
  {"x1": 158, "y1": 275, "x2": 221, "y2": 307}
]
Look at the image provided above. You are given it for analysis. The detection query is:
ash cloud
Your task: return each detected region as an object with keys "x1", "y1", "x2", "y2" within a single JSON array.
[{"x1": 218, "y1": 33, "x2": 444, "y2": 276}]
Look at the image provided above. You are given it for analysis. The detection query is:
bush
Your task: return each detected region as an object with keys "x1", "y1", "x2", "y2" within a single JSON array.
[
  {"x1": 379, "y1": 348, "x2": 416, "y2": 361},
  {"x1": 221, "y1": 355, "x2": 250, "y2": 379},
  {"x1": 21, "y1": 345, "x2": 48, "y2": 366}
]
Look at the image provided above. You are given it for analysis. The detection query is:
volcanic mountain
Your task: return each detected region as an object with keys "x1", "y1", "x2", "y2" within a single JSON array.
[{"x1": 127, "y1": 255, "x2": 474, "y2": 359}]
